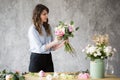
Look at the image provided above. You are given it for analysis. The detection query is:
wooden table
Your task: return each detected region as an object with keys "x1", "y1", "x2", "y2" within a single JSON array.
[{"x1": 24, "y1": 72, "x2": 120, "y2": 80}]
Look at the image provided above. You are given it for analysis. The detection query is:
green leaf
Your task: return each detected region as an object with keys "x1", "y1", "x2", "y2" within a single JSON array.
[
  {"x1": 70, "y1": 21, "x2": 74, "y2": 25},
  {"x1": 12, "y1": 75, "x2": 19, "y2": 80},
  {"x1": 59, "y1": 21, "x2": 64, "y2": 26},
  {"x1": 75, "y1": 27, "x2": 79, "y2": 31},
  {"x1": 19, "y1": 76, "x2": 25, "y2": 80},
  {"x1": 2, "y1": 69, "x2": 6, "y2": 74},
  {"x1": 69, "y1": 34, "x2": 74, "y2": 37}
]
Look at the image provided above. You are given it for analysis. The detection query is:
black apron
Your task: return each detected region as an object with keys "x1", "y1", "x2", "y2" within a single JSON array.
[{"x1": 29, "y1": 52, "x2": 54, "y2": 72}]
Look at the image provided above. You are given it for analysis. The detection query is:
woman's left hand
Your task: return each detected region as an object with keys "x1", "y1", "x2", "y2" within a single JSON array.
[
  {"x1": 65, "y1": 39, "x2": 69, "y2": 43},
  {"x1": 52, "y1": 39, "x2": 69, "y2": 51}
]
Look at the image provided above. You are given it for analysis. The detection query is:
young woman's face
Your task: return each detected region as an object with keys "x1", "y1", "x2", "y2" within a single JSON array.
[{"x1": 40, "y1": 10, "x2": 48, "y2": 23}]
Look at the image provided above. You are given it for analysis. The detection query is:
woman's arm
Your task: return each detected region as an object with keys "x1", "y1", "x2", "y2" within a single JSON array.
[
  {"x1": 28, "y1": 27, "x2": 60, "y2": 53},
  {"x1": 45, "y1": 39, "x2": 59, "y2": 51}
]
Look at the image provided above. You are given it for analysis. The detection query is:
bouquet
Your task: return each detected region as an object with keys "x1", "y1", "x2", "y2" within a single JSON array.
[
  {"x1": 55, "y1": 21, "x2": 79, "y2": 54},
  {"x1": 82, "y1": 34, "x2": 116, "y2": 61}
]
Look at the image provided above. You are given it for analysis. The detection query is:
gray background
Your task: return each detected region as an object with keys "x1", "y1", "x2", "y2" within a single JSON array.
[{"x1": 0, "y1": 0, "x2": 120, "y2": 76}]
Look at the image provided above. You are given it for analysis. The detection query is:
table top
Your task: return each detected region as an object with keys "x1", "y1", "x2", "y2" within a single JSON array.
[{"x1": 24, "y1": 72, "x2": 120, "y2": 80}]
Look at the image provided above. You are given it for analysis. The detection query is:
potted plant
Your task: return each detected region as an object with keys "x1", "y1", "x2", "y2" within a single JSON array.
[{"x1": 82, "y1": 34, "x2": 116, "y2": 79}]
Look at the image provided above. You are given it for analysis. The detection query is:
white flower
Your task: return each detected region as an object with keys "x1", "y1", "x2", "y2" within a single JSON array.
[
  {"x1": 60, "y1": 73, "x2": 66, "y2": 79},
  {"x1": 82, "y1": 49, "x2": 85, "y2": 53},
  {"x1": 55, "y1": 27, "x2": 58, "y2": 31},
  {"x1": 101, "y1": 56, "x2": 104, "y2": 59},
  {"x1": 46, "y1": 75, "x2": 52, "y2": 80},
  {"x1": 97, "y1": 51, "x2": 101, "y2": 56},
  {"x1": 106, "y1": 53, "x2": 110, "y2": 56},
  {"x1": 64, "y1": 22, "x2": 67, "y2": 25},
  {"x1": 98, "y1": 47, "x2": 102, "y2": 50},
  {"x1": 104, "y1": 46, "x2": 112, "y2": 56},
  {"x1": 113, "y1": 48, "x2": 117, "y2": 52},
  {"x1": 86, "y1": 45, "x2": 96, "y2": 54},
  {"x1": 111, "y1": 51, "x2": 114, "y2": 55},
  {"x1": 94, "y1": 53, "x2": 97, "y2": 57},
  {"x1": 6, "y1": 75, "x2": 13, "y2": 80},
  {"x1": 53, "y1": 72, "x2": 59, "y2": 78},
  {"x1": 104, "y1": 46, "x2": 112, "y2": 53},
  {"x1": 61, "y1": 28, "x2": 65, "y2": 33}
]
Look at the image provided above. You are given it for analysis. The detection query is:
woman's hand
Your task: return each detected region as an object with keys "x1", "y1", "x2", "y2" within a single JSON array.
[
  {"x1": 45, "y1": 37, "x2": 62, "y2": 51},
  {"x1": 65, "y1": 39, "x2": 69, "y2": 43},
  {"x1": 52, "y1": 39, "x2": 69, "y2": 51},
  {"x1": 52, "y1": 36, "x2": 62, "y2": 45}
]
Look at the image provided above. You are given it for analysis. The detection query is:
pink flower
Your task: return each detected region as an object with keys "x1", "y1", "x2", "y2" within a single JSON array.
[
  {"x1": 38, "y1": 70, "x2": 45, "y2": 77},
  {"x1": 55, "y1": 30, "x2": 64, "y2": 36},
  {"x1": 78, "y1": 73, "x2": 90, "y2": 79},
  {"x1": 68, "y1": 26, "x2": 73, "y2": 32}
]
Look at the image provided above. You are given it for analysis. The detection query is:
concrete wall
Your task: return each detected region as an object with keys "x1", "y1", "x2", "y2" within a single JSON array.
[{"x1": 0, "y1": 0, "x2": 120, "y2": 76}]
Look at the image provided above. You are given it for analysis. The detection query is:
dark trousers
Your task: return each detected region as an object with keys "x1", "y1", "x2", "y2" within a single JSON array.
[{"x1": 29, "y1": 52, "x2": 54, "y2": 72}]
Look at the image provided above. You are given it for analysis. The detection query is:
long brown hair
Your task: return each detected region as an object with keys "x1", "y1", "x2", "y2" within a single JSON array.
[{"x1": 32, "y1": 4, "x2": 51, "y2": 36}]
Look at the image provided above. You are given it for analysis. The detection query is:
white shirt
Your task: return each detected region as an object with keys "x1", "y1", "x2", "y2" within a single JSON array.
[{"x1": 28, "y1": 24, "x2": 53, "y2": 54}]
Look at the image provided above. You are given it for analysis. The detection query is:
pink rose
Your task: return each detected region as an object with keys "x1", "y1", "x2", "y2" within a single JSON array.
[
  {"x1": 55, "y1": 30, "x2": 64, "y2": 36},
  {"x1": 38, "y1": 70, "x2": 45, "y2": 77},
  {"x1": 78, "y1": 73, "x2": 90, "y2": 79},
  {"x1": 59, "y1": 31, "x2": 64, "y2": 36},
  {"x1": 68, "y1": 26, "x2": 73, "y2": 32},
  {"x1": 55, "y1": 30, "x2": 59, "y2": 35}
]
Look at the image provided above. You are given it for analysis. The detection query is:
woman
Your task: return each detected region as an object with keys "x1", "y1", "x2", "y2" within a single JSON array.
[{"x1": 28, "y1": 4, "x2": 66, "y2": 72}]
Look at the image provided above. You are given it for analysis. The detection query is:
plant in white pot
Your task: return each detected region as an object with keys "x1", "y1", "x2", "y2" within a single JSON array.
[{"x1": 82, "y1": 34, "x2": 116, "y2": 79}]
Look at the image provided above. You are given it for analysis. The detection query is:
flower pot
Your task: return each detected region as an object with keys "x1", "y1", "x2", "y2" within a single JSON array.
[{"x1": 90, "y1": 59, "x2": 105, "y2": 79}]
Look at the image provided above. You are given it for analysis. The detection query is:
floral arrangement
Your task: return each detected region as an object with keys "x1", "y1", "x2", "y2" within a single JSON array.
[
  {"x1": 55, "y1": 21, "x2": 79, "y2": 53},
  {"x1": 0, "y1": 70, "x2": 25, "y2": 80},
  {"x1": 45, "y1": 73, "x2": 74, "y2": 80},
  {"x1": 37, "y1": 70, "x2": 90, "y2": 80},
  {"x1": 82, "y1": 34, "x2": 116, "y2": 61},
  {"x1": 38, "y1": 70, "x2": 74, "y2": 80}
]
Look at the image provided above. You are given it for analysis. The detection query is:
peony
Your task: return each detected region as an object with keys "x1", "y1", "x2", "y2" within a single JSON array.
[
  {"x1": 55, "y1": 30, "x2": 64, "y2": 36},
  {"x1": 55, "y1": 27, "x2": 65, "y2": 37},
  {"x1": 38, "y1": 70, "x2": 45, "y2": 77},
  {"x1": 78, "y1": 73, "x2": 90, "y2": 79}
]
